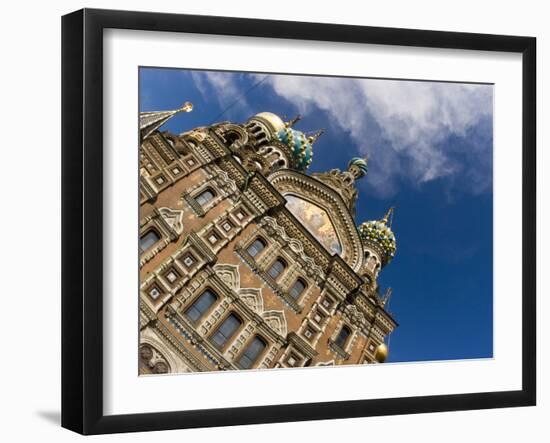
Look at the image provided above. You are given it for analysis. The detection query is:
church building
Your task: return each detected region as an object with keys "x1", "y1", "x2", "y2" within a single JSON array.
[{"x1": 138, "y1": 103, "x2": 398, "y2": 374}]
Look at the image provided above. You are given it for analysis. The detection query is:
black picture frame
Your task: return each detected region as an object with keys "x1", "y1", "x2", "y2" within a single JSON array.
[{"x1": 61, "y1": 8, "x2": 536, "y2": 435}]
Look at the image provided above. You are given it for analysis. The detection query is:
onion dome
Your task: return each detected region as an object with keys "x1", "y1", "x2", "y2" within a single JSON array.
[
  {"x1": 348, "y1": 157, "x2": 368, "y2": 178},
  {"x1": 358, "y1": 207, "x2": 397, "y2": 265},
  {"x1": 374, "y1": 343, "x2": 389, "y2": 363},
  {"x1": 275, "y1": 127, "x2": 314, "y2": 171}
]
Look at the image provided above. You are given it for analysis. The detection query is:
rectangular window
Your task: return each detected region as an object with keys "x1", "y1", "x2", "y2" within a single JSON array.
[
  {"x1": 139, "y1": 230, "x2": 160, "y2": 253},
  {"x1": 237, "y1": 336, "x2": 267, "y2": 369},
  {"x1": 267, "y1": 259, "x2": 286, "y2": 280},
  {"x1": 289, "y1": 279, "x2": 306, "y2": 299},
  {"x1": 196, "y1": 189, "x2": 215, "y2": 206},
  {"x1": 335, "y1": 326, "x2": 351, "y2": 348},
  {"x1": 185, "y1": 289, "x2": 217, "y2": 323},
  {"x1": 247, "y1": 238, "x2": 266, "y2": 257},
  {"x1": 211, "y1": 313, "x2": 242, "y2": 348}
]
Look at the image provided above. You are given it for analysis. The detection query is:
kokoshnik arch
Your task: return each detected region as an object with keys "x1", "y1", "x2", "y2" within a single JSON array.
[{"x1": 138, "y1": 105, "x2": 398, "y2": 374}]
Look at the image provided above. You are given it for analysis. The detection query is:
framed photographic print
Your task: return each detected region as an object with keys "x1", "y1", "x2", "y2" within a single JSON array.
[{"x1": 61, "y1": 8, "x2": 536, "y2": 435}]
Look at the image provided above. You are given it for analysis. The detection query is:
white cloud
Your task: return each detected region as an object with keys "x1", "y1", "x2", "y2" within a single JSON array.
[
  {"x1": 191, "y1": 71, "x2": 251, "y2": 113},
  {"x1": 195, "y1": 72, "x2": 493, "y2": 196},
  {"x1": 261, "y1": 75, "x2": 493, "y2": 196}
]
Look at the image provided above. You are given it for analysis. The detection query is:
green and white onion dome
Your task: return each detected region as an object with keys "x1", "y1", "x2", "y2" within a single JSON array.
[
  {"x1": 276, "y1": 127, "x2": 313, "y2": 171},
  {"x1": 358, "y1": 219, "x2": 397, "y2": 265},
  {"x1": 348, "y1": 157, "x2": 368, "y2": 178}
]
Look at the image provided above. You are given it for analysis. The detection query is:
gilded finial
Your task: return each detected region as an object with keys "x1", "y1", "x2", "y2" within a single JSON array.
[
  {"x1": 285, "y1": 114, "x2": 302, "y2": 128},
  {"x1": 179, "y1": 101, "x2": 194, "y2": 113},
  {"x1": 381, "y1": 207, "x2": 395, "y2": 226},
  {"x1": 307, "y1": 129, "x2": 325, "y2": 144},
  {"x1": 374, "y1": 343, "x2": 389, "y2": 363}
]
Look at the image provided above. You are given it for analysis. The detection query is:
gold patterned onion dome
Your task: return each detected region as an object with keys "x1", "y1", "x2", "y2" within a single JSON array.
[
  {"x1": 374, "y1": 343, "x2": 389, "y2": 363},
  {"x1": 254, "y1": 112, "x2": 286, "y2": 133},
  {"x1": 358, "y1": 207, "x2": 397, "y2": 265}
]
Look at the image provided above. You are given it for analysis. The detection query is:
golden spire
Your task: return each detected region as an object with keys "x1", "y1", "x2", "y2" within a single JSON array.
[
  {"x1": 139, "y1": 101, "x2": 194, "y2": 141},
  {"x1": 307, "y1": 129, "x2": 325, "y2": 144},
  {"x1": 381, "y1": 206, "x2": 395, "y2": 226}
]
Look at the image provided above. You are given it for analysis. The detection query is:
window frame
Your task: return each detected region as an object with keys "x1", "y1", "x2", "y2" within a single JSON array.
[
  {"x1": 246, "y1": 237, "x2": 267, "y2": 258},
  {"x1": 335, "y1": 325, "x2": 352, "y2": 349},
  {"x1": 184, "y1": 288, "x2": 219, "y2": 324},
  {"x1": 289, "y1": 277, "x2": 307, "y2": 300},
  {"x1": 195, "y1": 187, "x2": 216, "y2": 207},
  {"x1": 236, "y1": 335, "x2": 268, "y2": 369},
  {"x1": 139, "y1": 228, "x2": 161, "y2": 254},
  {"x1": 209, "y1": 312, "x2": 244, "y2": 350},
  {"x1": 267, "y1": 257, "x2": 287, "y2": 281}
]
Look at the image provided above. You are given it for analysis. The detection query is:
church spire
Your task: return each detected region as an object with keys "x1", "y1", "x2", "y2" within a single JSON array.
[
  {"x1": 307, "y1": 129, "x2": 325, "y2": 144},
  {"x1": 139, "y1": 101, "x2": 193, "y2": 140},
  {"x1": 285, "y1": 114, "x2": 302, "y2": 128},
  {"x1": 382, "y1": 287, "x2": 392, "y2": 307},
  {"x1": 381, "y1": 206, "x2": 395, "y2": 226}
]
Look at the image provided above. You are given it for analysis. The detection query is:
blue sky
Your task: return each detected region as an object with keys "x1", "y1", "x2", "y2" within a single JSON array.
[{"x1": 139, "y1": 67, "x2": 494, "y2": 363}]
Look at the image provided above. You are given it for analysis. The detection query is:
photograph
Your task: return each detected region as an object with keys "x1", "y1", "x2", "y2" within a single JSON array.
[{"x1": 138, "y1": 67, "x2": 494, "y2": 375}]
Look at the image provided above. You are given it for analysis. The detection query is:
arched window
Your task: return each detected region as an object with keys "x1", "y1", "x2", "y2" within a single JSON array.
[
  {"x1": 237, "y1": 335, "x2": 267, "y2": 369},
  {"x1": 289, "y1": 278, "x2": 307, "y2": 299},
  {"x1": 211, "y1": 313, "x2": 242, "y2": 348},
  {"x1": 185, "y1": 289, "x2": 218, "y2": 323},
  {"x1": 335, "y1": 325, "x2": 351, "y2": 349},
  {"x1": 195, "y1": 188, "x2": 215, "y2": 206},
  {"x1": 247, "y1": 238, "x2": 266, "y2": 258},
  {"x1": 139, "y1": 229, "x2": 160, "y2": 254},
  {"x1": 224, "y1": 131, "x2": 241, "y2": 145},
  {"x1": 267, "y1": 258, "x2": 286, "y2": 280}
]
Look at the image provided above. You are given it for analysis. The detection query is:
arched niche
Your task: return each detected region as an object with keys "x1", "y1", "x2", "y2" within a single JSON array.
[{"x1": 269, "y1": 170, "x2": 364, "y2": 272}]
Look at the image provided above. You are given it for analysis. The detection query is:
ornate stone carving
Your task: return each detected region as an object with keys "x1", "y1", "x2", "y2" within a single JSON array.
[
  {"x1": 214, "y1": 264, "x2": 240, "y2": 291},
  {"x1": 259, "y1": 216, "x2": 325, "y2": 282},
  {"x1": 238, "y1": 288, "x2": 264, "y2": 314},
  {"x1": 262, "y1": 310, "x2": 288, "y2": 337},
  {"x1": 158, "y1": 207, "x2": 184, "y2": 235}
]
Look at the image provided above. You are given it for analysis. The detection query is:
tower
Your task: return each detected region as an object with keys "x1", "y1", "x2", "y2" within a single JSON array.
[{"x1": 138, "y1": 106, "x2": 398, "y2": 374}]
